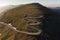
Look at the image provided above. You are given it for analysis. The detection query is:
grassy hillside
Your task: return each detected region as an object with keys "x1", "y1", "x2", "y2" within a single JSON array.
[{"x1": 0, "y1": 3, "x2": 58, "y2": 40}]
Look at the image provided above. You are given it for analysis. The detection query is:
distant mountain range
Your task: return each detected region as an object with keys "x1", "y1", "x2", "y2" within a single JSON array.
[{"x1": 49, "y1": 7, "x2": 60, "y2": 14}]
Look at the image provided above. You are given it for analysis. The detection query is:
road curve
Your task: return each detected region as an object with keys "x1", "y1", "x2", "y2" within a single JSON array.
[{"x1": 0, "y1": 22, "x2": 42, "y2": 35}]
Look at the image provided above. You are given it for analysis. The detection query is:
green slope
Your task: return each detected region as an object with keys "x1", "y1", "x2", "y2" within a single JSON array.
[{"x1": 0, "y1": 3, "x2": 52, "y2": 40}]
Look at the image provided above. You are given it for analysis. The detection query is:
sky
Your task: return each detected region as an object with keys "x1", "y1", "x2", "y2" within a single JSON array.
[{"x1": 0, "y1": 0, "x2": 60, "y2": 7}]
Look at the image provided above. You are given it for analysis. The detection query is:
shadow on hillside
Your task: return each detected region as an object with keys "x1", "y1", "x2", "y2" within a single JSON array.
[
  {"x1": 43, "y1": 9, "x2": 60, "y2": 40},
  {"x1": 35, "y1": 9, "x2": 60, "y2": 40}
]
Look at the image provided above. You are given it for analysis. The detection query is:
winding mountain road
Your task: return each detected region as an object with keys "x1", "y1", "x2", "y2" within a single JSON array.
[{"x1": 0, "y1": 22, "x2": 42, "y2": 35}]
